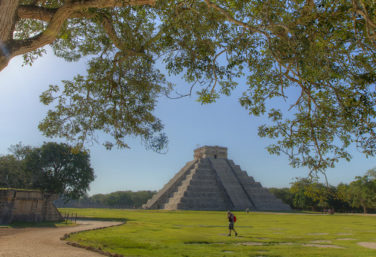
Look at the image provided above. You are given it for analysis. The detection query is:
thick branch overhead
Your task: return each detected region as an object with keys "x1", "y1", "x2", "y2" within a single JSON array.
[
  {"x1": 0, "y1": 0, "x2": 156, "y2": 71},
  {"x1": 0, "y1": 0, "x2": 376, "y2": 172}
]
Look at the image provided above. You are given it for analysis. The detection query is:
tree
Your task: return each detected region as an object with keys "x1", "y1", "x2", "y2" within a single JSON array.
[
  {"x1": 55, "y1": 190, "x2": 156, "y2": 208},
  {"x1": 345, "y1": 169, "x2": 376, "y2": 213},
  {"x1": 23, "y1": 142, "x2": 95, "y2": 200},
  {"x1": 1, "y1": 1, "x2": 376, "y2": 173},
  {"x1": 289, "y1": 178, "x2": 316, "y2": 210},
  {"x1": 0, "y1": 155, "x2": 29, "y2": 188},
  {"x1": 336, "y1": 183, "x2": 358, "y2": 212},
  {"x1": 268, "y1": 187, "x2": 293, "y2": 208}
]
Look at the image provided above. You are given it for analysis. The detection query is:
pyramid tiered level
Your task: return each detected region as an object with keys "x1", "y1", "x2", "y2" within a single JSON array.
[{"x1": 143, "y1": 146, "x2": 291, "y2": 211}]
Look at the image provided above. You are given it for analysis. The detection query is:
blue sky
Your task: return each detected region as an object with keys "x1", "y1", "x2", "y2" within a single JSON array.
[{"x1": 0, "y1": 50, "x2": 375, "y2": 195}]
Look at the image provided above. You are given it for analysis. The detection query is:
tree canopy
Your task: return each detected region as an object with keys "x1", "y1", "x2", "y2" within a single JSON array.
[
  {"x1": 0, "y1": 155, "x2": 27, "y2": 189},
  {"x1": 1, "y1": 1, "x2": 376, "y2": 173},
  {"x1": 0, "y1": 142, "x2": 95, "y2": 200},
  {"x1": 55, "y1": 190, "x2": 156, "y2": 208},
  {"x1": 338, "y1": 169, "x2": 376, "y2": 213},
  {"x1": 270, "y1": 169, "x2": 376, "y2": 213}
]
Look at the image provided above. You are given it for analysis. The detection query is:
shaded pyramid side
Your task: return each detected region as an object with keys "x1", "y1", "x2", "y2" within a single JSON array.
[
  {"x1": 142, "y1": 160, "x2": 197, "y2": 209},
  {"x1": 226, "y1": 160, "x2": 291, "y2": 211},
  {"x1": 164, "y1": 158, "x2": 232, "y2": 210},
  {"x1": 208, "y1": 158, "x2": 255, "y2": 210}
]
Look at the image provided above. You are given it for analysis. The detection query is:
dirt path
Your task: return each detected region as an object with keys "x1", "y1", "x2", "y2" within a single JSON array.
[{"x1": 0, "y1": 220, "x2": 122, "y2": 257}]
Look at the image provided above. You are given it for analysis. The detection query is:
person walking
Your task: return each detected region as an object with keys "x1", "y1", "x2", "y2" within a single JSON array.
[{"x1": 227, "y1": 211, "x2": 238, "y2": 236}]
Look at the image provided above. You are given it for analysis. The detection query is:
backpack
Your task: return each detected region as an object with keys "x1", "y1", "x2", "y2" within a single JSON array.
[{"x1": 233, "y1": 215, "x2": 237, "y2": 222}]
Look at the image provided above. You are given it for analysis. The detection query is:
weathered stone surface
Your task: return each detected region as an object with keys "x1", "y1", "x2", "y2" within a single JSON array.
[
  {"x1": 143, "y1": 146, "x2": 291, "y2": 211},
  {"x1": 0, "y1": 189, "x2": 63, "y2": 224},
  {"x1": 194, "y1": 146, "x2": 227, "y2": 159}
]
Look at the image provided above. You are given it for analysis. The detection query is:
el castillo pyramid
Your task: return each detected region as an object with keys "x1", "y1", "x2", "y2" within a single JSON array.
[{"x1": 143, "y1": 146, "x2": 290, "y2": 211}]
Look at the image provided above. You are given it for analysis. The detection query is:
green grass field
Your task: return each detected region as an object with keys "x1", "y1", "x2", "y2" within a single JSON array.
[{"x1": 60, "y1": 208, "x2": 376, "y2": 257}]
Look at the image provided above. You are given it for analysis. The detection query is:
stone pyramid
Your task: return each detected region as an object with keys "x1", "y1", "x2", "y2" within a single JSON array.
[{"x1": 143, "y1": 146, "x2": 290, "y2": 211}]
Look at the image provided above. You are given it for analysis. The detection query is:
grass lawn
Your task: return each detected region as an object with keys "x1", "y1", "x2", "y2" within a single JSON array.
[{"x1": 60, "y1": 208, "x2": 376, "y2": 257}]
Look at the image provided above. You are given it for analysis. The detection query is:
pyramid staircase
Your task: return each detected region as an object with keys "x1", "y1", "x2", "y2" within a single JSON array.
[
  {"x1": 143, "y1": 160, "x2": 197, "y2": 209},
  {"x1": 163, "y1": 158, "x2": 232, "y2": 210}
]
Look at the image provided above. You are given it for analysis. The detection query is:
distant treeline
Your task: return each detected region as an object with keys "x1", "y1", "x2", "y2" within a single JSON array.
[
  {"x1": 268, "y1": 169, "x2": 376, "y2": 213},
  {"x1": 55, "y1": 190, "x2": 156, "y2": 209}
]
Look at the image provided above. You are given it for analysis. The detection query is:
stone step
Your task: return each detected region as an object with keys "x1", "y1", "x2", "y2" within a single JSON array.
[
  {"x1": 188, "y1": 179, "x2": 218, "y2": 187},
  {"x1": 183, "y1": 191, "x2": 223, "y2": 198},
  {"x1": 163, "y1": 165, "x2": 199, "y2": 208},
  {"x1": 209, "y1": 158, "x2": 253, "y2": 210},
  {"x1": 177, "y1": 201, "x2": 227, "y2": 209},
  {"x1": 144, "y1": 160, "x2": 197, "y2": 209},
  {"x1": 186, "y1": 185, "x2": 224, "y2": 192},
  {"x1": 179, "y1": 199, "x2": 226, "y2": 206}
]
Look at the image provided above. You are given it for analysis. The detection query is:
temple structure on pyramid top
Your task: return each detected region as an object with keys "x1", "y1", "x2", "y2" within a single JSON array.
[{"x1": 143, "y1": 146, "x2": 290, "y2": 211}]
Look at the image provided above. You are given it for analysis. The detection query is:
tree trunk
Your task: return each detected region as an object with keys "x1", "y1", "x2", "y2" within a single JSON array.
[
  {"x1": 0, "y1": 0, "x2": 19, "y2": 70},
  {"x1": 362, "y1": 205, "x2": 367, "y2": 214},
  {"x1": 0, "y1": 0, "x2": 19, "y2": 41},
  {"x1": 0, "y1": 0, "x2": 156, "y2": 72}
]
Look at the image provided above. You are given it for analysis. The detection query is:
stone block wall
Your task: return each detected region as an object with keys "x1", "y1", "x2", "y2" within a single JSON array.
[
  {"x1": 194, "y1": 146, "x2": 227, "y2": 159},
  {"x1": 208, "y1": 158, "x2": 254, "y2": 210},
  {"x1": 164, "y1": 158, "x2": 232, "y2": 210},
  {"x1": 0, "y1": 189, "x2": 63, "y2": 224}
]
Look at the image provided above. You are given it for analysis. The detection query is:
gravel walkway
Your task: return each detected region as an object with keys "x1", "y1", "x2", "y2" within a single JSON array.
[{"x1": 0, "y1": 220, "x2": 122, "y2": 257}]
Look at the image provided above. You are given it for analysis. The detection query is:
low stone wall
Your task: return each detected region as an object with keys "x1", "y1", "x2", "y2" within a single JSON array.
[{"x1": 0, "y1": 189, "x2": 63, "y2": 224}]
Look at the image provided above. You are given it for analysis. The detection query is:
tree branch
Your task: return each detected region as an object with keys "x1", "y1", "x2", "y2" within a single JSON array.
[
  {"x1": 1, "y1": 0, "x2": 156, "y2": 71},
  {"x1": 353, "y1": 0, "x2": 376, "y2": 30},
  {"x1": 210, "y1": 48, "x2": 226, "y2": 94},
  {"x1": 0, "y1": 0, "x2": 20, "y2": 41},
  {"x1": 100, "y1": 14, "x2": 145, "y2": 57},
  {"x1": 100, "y1": 15, "x2": 123, "y2": 50},
  {"x1": 17, "y1": 5, "x2": 57, "y2": 22},
  {"x1": 203, "y1": 0, "x2": 261, "y2": 34}
]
